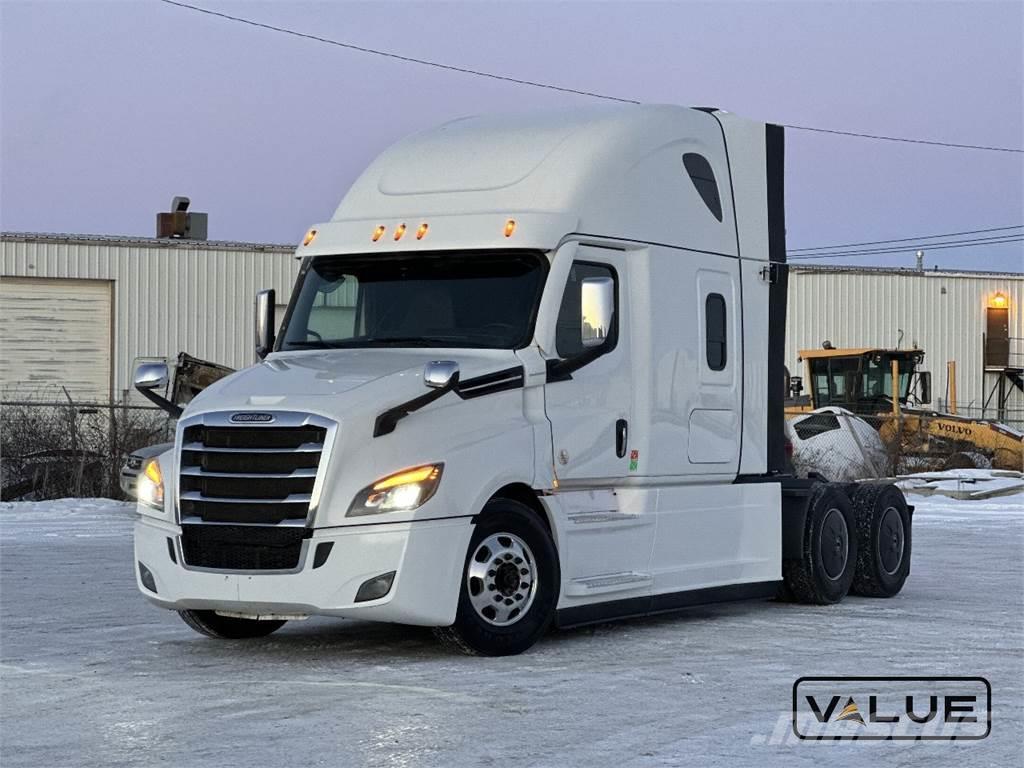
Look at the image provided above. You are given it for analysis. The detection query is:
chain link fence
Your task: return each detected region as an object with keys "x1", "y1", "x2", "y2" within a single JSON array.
[{"x1": 1, "y1": 392, "x2": 174, "y2": 501}]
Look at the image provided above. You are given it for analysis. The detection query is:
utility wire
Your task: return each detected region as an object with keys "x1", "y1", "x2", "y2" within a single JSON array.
[
  {"x1": 158, "y1": 0, "x2": 1023, "y2": 154},
  {"x1": 790, "y1": 224, "x2": 1024, "y2": 253},
  {"x1": 788, "y1": 235, "x2": 1024, "y2": 260},
  {"x1": 781, "y1": 124, "x2": 1023, "y2": 153},
  {"x1": 157, "y1": 0, "x2": 639, "y2": 104}
]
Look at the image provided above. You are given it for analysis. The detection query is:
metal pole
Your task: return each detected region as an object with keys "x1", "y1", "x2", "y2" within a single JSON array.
[
  {"x1": 948, "y1": 360, "x2": 958, "y2": 415},
  {"x1": 891, "y1": 359, "x2": 901, "y2": 416}
]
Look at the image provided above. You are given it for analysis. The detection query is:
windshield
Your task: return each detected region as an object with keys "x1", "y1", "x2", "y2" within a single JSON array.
[
  {"x1": 278, "y1": 251, "x2": 548, "y2": 351},
  {"x1": 809, "y1": 355, "x2": 915, "y2": 410},
  {"x1": 863, "y1": 357, "x2": 914, "y2": 401}
]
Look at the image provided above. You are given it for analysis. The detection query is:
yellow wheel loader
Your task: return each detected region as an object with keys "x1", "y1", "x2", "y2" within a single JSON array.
[{"x1": 785, "y1": 347, "x2": 1023, "y2": 471}]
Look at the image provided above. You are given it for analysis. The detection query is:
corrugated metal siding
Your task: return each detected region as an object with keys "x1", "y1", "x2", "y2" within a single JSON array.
[
  {"x1": 786, "y1": 268, "x2": 1024, "y2": 425},
  {"x1": 0, "y1": 277, "x2": 112, "y2": 400},
  {"x1": 1, "y1": 235, "x2": 300, "y2": 400}
]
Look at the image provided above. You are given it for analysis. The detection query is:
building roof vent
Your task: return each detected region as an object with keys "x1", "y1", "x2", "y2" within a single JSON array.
[{"x1": 156, "y1": 196, "x2": 208, "y2": 240}]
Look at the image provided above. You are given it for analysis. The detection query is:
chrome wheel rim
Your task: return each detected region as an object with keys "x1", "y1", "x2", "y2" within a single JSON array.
[{"x1": 466, "y1": 533, "x2": 537, "y2": 626}]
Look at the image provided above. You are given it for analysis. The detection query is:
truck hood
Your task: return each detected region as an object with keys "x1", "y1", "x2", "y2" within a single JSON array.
[{"x1": 187, "y1": 348, "x2": 523, "y2": 410}]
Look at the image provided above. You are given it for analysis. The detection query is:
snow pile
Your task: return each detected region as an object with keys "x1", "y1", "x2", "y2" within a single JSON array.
[
  {"x1": 897, "y1": 468, "x2": 1024, "y2": 500},
  {"x1": 0, "y1": 498, "x2": 135, "y2": 540}
]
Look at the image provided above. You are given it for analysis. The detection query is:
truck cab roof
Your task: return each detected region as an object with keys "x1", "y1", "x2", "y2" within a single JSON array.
[{"x1": 299, "y1": 105, "x2": 772, "y2": 260}]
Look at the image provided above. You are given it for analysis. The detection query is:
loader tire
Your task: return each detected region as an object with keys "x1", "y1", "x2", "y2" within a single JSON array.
[
  {"x1": 850, "y1": 483, "x2": 911, "y2": 598},
  {"x1": 178, "y1": 609, "x2": 286, "y2": 639},
  {"x1": 782, "y1": 483, "x2": 858, "y2": 605}
]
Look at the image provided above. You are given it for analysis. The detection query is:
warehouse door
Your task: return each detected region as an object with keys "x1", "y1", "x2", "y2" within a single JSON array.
[{"x1": 0, "y1": 277, "x2": 112, "y2": 400}]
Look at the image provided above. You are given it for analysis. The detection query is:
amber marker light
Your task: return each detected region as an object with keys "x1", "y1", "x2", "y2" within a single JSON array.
[
  {"x1": 394, "y1": 223, "x2": 407, "y2": 241},
  {"x1": 504, "y1": 219, "x2": 517, "y2": 238},
  {"x1": 416, "y1": 223, "x2": 429, "y2": 240},
  {"x1": 372, "y1": 225, "x2": 386, "y2": 242},
  {"x1": 302, "y1": 228, "x2": 318, "y2": 246},
  {"x1": 372, "y1": 464, "x2": 440, "y2": 491}
]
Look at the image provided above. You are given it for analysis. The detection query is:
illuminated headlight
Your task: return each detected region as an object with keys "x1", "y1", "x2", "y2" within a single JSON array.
[
  {"x1": 137, "y1": 458, "x2": 164, "y2": 510},
  {"x1": 347, "y1": 464, "x2": 443, "y2": 517}
]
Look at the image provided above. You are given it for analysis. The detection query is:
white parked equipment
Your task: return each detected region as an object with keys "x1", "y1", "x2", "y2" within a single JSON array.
[{"x1": 133, "y1": 106, "x2": 913, "y2": 655}]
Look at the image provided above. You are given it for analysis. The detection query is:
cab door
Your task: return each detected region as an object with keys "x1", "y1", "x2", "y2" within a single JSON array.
[
  {"x1": 543, "y1": 247, "x2": 655, "y2": 605},
  {"x1": 544, "y1": 249, "x2": 633, "y2": 483}
]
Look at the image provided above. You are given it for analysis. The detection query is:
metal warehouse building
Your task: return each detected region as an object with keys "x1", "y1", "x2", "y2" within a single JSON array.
[
  {"x1": 2, "y1": 231, "x2": 1021, "y2": 426},
  {"x1": 0, "y1": 232, "x2": 298, "y2": 402},
  {"x1": 786, "y1": 265, "x2": 1023, "y2": 426}
]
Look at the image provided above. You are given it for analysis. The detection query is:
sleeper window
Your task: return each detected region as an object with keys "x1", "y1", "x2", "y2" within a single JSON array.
[
  {"x1": 683, "y1": 153, "x2": 724, "y2": 222},
  {"x1": 705, "y1": 293, "x2": 727, "y2": 370}
]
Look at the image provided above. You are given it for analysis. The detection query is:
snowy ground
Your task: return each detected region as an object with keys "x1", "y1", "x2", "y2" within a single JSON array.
[{"x1": 1, "y1": 495, "x2": 1022, "y2": 768}]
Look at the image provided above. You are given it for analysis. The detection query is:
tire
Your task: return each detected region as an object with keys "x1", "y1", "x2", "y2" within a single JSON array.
[
  {"x1": 850, "y1": 482, "x2": 912, "y2": 597},
  {"x1": 433, "y1": 498, "x2": 559, "y2": 656},
  {"x1": 782, "y1": 483, "x2": 858, "y2": 604},
  {"x1": 178, "y1": 609, "x2": 286, "y2": 639}
]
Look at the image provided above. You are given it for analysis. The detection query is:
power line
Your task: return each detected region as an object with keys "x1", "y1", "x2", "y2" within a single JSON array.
[
  {"x1": 790, "y1": 225, "x2": 1024, "y2": 253},
  {"x1": 158, "y1": 0, "x2": 1024, "y2": 154},
  {"x1": 156, "y1": 0, "x2": 639, "y2": 104},
  {"x1": 781, "y1": 125, "x2": 1023, "y2": 153},
  {"x1": 788, "y1": 235, "x2": 1024, "y2": 260}
]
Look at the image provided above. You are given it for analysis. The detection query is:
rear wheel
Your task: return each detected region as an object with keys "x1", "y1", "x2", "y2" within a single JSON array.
[
  {"x1": 434, "y1": 498, "x2": 558, "y2": 656},
  {"x1": 783, "y1": 483, "x2": 858, "y2": 604},
  {"x1": 850, "y1": 483, "x2": 912, "y2": 597},
  {"x1": 178, "y1": 609, "x2": 286, "y2": 639}
]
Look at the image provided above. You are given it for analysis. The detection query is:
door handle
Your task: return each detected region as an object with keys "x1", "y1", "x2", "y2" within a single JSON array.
[{"x1": 615, "y1": 419, "x2": 628, "y2": 458}]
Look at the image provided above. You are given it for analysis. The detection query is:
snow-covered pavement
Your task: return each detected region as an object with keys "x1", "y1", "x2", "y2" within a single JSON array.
[{"x1": 1, "y1": 494, "x2": 1022, "y2": 767}]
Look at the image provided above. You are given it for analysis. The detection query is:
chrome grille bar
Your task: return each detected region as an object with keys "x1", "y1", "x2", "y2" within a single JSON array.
[{"x1": 175, "y1": 411, "x2": 335, "y2": 532}]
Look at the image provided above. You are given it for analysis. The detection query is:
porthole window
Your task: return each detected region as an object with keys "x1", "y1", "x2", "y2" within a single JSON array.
[{"x1": 683, "y1": 153, "x2": 723, "y2": 222}]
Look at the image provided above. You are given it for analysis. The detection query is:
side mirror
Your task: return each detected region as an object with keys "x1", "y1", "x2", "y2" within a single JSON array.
[
  {"x1": 424, "y1": 360, "x2": 460, "y2": 390},
  {"x1": 580, "y1": 277, "x2": 614, "y2": 348},
  {"x1": 134, "y1": 362, "x2": 169, "y2": 391},
  {"x1": 255, "y1": 288, "x2": 276, "y2": 360},
  {"x1": 918, "y1": 371, "x2": 932, "y2": 404}
]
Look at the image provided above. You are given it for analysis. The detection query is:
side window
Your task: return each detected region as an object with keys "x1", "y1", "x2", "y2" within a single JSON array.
[
  {"x1": 308, "y1": 275, "x2": 359, "y2": 339},
  {"x1": 705, "y1": 293, "x2": 727, "y2": 370},
  {"x1": 556, "y1": 262, "x2": 616, "y2": 358},
  {"x1": 683, "y1": 153, "x2": 723, "y2": 222}
]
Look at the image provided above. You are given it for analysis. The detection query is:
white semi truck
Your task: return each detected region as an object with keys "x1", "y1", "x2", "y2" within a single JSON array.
[{"x1": 133, "y1": 105, "x2": 912, "y2": 655}]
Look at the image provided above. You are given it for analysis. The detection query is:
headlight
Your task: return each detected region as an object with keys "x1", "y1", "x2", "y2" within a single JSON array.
[
  {"x1": 137, "y1": 458, "x2": 164, "y2": 510},
  {"x1": 347, "y1": 464, "x2": 443, "y2": 517}
]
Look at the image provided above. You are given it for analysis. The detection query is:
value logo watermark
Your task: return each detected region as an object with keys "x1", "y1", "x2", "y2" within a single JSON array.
[{"x1": 791, "y1": 676, "x2": 991, "y2": 741}]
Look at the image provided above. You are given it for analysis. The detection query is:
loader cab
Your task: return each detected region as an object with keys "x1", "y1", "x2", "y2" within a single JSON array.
[{"x1": 799, "y1": 347, "x2": 926, "y2": 414}]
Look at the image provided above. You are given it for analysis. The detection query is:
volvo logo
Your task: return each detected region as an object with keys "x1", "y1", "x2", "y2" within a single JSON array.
[{"x1": 230, "y1": 412, "x2": 275, "y2": 423}]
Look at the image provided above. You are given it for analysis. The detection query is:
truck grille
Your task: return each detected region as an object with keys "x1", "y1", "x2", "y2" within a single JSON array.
[
  {"x1": 180, "y1": 524, "x2": 308, "y2": 571},
  {"x1": 178, "y1": 417, "x2": 329, "y2": 526}
]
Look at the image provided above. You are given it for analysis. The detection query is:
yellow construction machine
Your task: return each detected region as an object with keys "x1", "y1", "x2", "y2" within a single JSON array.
[{"x1": 785, "y1": 346, "x2": 1023, "y2": 471}]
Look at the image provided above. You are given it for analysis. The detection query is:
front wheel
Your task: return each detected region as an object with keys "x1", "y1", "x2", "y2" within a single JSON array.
[
  {"x1": 434, "y1": 499, "x2": 559, "y2": 656},
  {"x1": 178, "y1": 609, "x2": 286, "y2": 639}
]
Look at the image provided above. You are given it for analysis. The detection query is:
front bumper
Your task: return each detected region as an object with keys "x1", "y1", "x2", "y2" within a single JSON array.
[{"x1": 134, "y1": 516, "x2": 473, "y2": 627}]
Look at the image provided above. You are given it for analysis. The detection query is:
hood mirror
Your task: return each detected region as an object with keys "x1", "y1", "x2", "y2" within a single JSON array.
[
  {"x1": 424, "y1": 360, "x2": 460, "y2": 390},
  {"x1": 134, "y1": 361, "x2": 169, "y2": 391},
  {"x1": 133, "y1": 361, "x2": 182, "y2": 418}
]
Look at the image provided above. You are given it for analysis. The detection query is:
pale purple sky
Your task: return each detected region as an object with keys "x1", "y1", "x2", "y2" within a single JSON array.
[{"x1": 2, "y1": 0, "x2": 1022, "y2": 270}]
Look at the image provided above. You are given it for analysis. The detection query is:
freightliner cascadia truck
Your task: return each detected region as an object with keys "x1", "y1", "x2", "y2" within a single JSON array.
[{"x1": 132, "y1": 105, "x2": 913, "y2": 655}]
